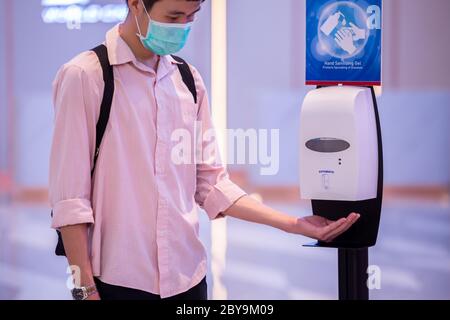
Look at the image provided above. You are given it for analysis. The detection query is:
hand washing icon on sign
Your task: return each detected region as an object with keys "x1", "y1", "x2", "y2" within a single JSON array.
[
  {"x1": 335, "y1": 29, "x2": 357, "y2": 54},
  {"x1": 320, "y1": 11, "x2": 346, "y2": 36},
  {"x1": 318, "y1": 2, "x2": 369, "y2": 59},
  {"x1": 345, "y1": 22, "x2": 367, "y2": 41}
]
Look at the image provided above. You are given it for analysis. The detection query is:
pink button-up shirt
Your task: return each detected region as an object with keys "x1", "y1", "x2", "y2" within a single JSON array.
[{"x1": 49, "y1": 24, "x2": 246, "y2": 298}]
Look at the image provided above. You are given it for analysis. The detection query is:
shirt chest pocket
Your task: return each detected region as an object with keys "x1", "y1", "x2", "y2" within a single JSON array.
[
  {"x1": 174, "y1": 86, "x2": 198, "y2": 128},
  {"x1": 158, "y1": 73, "x2": 198, "y2": 130}
]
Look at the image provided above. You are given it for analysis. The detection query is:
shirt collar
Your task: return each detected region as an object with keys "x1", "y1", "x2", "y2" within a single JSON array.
[
  {"x1": 105, "y1": 24, "x2": 182, "y2": 74},
  {"x1": 105, "y1": 24, "x2": 134, "y2": 66},
  {"x1": 166, "y1": 55, "x2": 183, "y2": 65}
]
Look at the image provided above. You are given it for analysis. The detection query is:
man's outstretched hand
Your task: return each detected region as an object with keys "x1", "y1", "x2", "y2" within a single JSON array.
[
  {"x1": 224, "y1": 195, "x2": 360, "y2": 243},
  {"x1": 293, "y1": 213, "x2": 360, "y2": 243}
]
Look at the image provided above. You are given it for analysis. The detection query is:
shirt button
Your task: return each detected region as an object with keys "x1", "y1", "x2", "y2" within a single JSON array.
[{"x1": 156, "y1": 161, "x2": 165, "y2": 174}]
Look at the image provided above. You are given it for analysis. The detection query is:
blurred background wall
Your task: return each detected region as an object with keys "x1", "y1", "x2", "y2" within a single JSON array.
[
  {"x1": 0, "y1": 0, "x2": 449, "y2": 300},
  {"x1": 0, "y1": 1, "x2": 9, "y2": 197},
  {"x1": 0, "y1": 0, "x2": 448, "y2": 199},
  {"x1": 227, "y1": 0, "x2": 450, "y2": 191},
  {"x1": 1, "y1": 0, "x2": 212, "y2": 195}
]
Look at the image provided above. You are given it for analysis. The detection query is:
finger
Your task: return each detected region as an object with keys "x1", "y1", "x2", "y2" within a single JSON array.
[
  {"x1": 343, "y1": 27, "x2": 353, "y2": 34},
  {"x1": 337, "y1": 214, "x2": 360, "y2": 234},
  {"x1": 323, "y1": 223, "x2": 351, "y2": 242},
  {"x1": 337, "y1": 30, "x2": 344, "y2": 39},
  {"x1": 349, "y1": 22, "x2": 356, "y2": 28},
  {"x1": 346, "y1": 212, "x2": 360, "y2": 220},
  {"x1": 322, "y1": 218, "x2": 347, "y2": 236},
  {"x1": 325, "y1": 213, "x2": 357, "y2": 226},
  {"x1": 324, "y1": 214, "x2": 360, "y2": 242},
  {"x1": 322, "y1": 214, "x2": 359, "y2": 241}
]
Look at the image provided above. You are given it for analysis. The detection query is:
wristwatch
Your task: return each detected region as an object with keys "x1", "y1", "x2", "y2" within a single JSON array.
[{"x1": 71, "y1": 284, "x2": 98, "y2": 300}]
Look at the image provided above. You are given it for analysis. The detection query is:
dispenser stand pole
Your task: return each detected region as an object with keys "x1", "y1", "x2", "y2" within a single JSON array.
[{"x1": 338, "y1": 248, "x2": 369, "y2": 300}]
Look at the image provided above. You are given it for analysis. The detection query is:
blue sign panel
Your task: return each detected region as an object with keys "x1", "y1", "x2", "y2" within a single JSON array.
[{"x1": 306, "y1": 0, "x2": 382, "y2": 86}]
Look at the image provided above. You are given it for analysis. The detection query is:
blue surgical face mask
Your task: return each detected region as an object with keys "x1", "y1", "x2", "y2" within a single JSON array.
[{"x1": 135, "y1": 1, "x2": 192, "y2": 56}]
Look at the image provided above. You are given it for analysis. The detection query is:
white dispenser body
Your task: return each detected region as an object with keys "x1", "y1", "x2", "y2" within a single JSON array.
[{"x1": 299, "y1": 86, "x2": 378, "y2": 201}]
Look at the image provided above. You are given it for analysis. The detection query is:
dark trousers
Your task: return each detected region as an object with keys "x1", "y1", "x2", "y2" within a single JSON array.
[{"x1": 94, "y1": 277, "x2": 208, "y2": 300}]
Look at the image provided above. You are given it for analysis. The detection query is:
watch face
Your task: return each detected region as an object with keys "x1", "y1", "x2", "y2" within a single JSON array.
[{"x1": 72, "y1": 288, "x2": 86, "y2": 300}]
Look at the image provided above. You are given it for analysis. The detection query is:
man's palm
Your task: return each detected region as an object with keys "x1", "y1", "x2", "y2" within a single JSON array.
[
  {"x1": 296, "y1": 213, "x2": 360, "y2": 242},
  {"x1": 303, "y1": 215, "x2": 333, "y2": 227}
]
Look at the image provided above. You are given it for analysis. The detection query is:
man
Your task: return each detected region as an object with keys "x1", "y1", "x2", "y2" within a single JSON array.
[{"x1": 49, "y1": 0, "x2": 360, "y2": 300}]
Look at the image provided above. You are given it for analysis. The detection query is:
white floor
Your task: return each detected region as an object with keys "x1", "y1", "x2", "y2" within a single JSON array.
[{"x1": 0, "y1": 199, "x2": 449, "y2": 300}]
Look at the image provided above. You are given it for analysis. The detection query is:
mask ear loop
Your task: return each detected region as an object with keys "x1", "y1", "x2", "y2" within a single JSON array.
[
  {"x1": 141, "y1": 0, "x2": 151, "y2": 17},
  {"x1": 135, "y1": 0, "x2": 151, "y2": 38},
  {"x1": 135, "y1": 15, "x2": 144, "y2": 38}
]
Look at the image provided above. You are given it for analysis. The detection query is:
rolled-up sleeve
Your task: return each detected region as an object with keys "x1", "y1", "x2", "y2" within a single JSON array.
[
  {"x1": 49, "y1": 62, "x2": 100, "y2": 229},
  {"x1": 191, "y1": 67, "x2": 247, "y2": 220}
]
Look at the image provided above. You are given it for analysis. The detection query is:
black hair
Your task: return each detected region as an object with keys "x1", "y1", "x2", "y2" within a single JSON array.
[{"x1": 126, "y1": 0, "x2": 205, "y2": 10}]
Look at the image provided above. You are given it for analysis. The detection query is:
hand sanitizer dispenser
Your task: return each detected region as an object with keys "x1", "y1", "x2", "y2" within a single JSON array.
[{"x1": 300, "y1": 86, "x2": 378, "y2": 201}]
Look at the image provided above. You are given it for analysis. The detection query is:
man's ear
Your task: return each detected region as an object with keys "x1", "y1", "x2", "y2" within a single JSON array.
[{"x1": 127, "y1": 0, "x2": 145, "y2": 16}]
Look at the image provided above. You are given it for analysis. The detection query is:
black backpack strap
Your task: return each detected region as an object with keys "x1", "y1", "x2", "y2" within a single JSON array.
[
  {"x1": 171, "y1": 55, "x2": 197, "y2": 104},
  {"x1": 91, "y1": 44, "x2": 114, "y2": 176},
  {"x1": 54, "y1": 44, "x2": 114, "y2": 257}
]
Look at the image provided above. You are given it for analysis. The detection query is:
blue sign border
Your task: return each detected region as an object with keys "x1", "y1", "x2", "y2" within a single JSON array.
[{"x1": 306, "y1": 0, "x2": 382, "y2": 86}]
